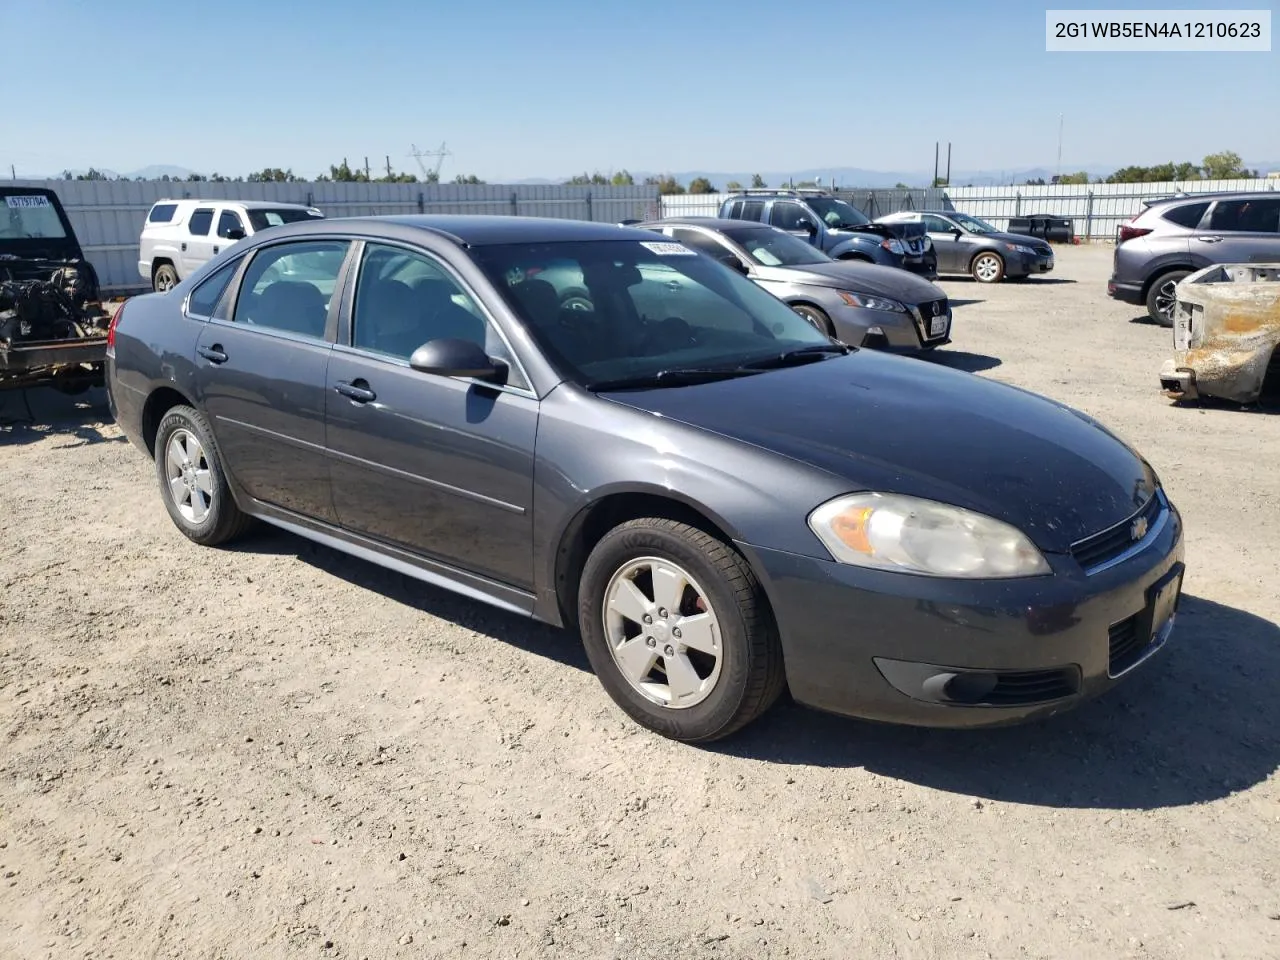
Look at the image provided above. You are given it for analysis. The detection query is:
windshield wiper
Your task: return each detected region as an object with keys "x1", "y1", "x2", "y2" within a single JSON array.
[
  {"x1": 741, "y1": 343, "x2": 852, "y2": 370},
  {"x1": 585, "y1": 367, "x2": 764, "y2": 392}
]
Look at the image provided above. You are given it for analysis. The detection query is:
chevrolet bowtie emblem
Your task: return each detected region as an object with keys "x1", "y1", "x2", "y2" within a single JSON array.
[{"x1": 1130, "y1": 516, "x2": 1149, "y2": 541}]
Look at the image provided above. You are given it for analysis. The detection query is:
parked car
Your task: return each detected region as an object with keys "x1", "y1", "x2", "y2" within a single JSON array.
[
  {"x1": 634, "y1": 217, "x2": 952, "y2": 350},
  {"x1": 1108, "y1": 191, "x2": 1280, "y2": 326},
  {"x1": 876, "y1": 210, "x2": 1055, "y2": 283},
  {"x1": 718, "y1": 189, "x2": 937, "y2": 278},
  {"x1": 139, "y1": 198, "x2": 324, "y2": 292},
  {"x1": 1159, "y1": 261, "x2": 1280, "y2": 404},
  {"x1": 107, "y1": 215, "x2": 1185, "y2": 743}
]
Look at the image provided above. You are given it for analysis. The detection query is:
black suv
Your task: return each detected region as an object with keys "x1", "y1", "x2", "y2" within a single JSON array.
[{"x1": 718, "y1": 189, "x2": 936, "y2": 278}]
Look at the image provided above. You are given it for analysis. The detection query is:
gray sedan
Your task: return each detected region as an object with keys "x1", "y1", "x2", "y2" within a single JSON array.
[
  {"x1": 877, "y1": 210, "x2": 1055, "y2": 283},
  {"x1": 636, "y1": 218, "x2": 952, "y2": 350}
]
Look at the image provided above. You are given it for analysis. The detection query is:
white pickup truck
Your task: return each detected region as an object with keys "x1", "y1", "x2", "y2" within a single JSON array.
[{"x1": 138, "y1": 198, "x2": 324, "y2": 292}]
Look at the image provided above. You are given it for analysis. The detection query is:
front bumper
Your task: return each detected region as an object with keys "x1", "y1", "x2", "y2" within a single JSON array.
[
  {"x1": 1009, "y1": 250, "x2": 1055, "y2": 276},
  {"x1": 832, "y1": 303, "x2": 951, "y2": 352},
  {"x1": 1108, "y1": 278, "x2": 1144, "y2": 305},
  {"x1": 902, "y1": 251, "x2": 939, "y2": 279},
  {"x1": 1159, "y1": 359, "x2": 1200, "y2": 400},
  {"x1": 740, "y1": 497, "x2": 1184, "y2": 728}
]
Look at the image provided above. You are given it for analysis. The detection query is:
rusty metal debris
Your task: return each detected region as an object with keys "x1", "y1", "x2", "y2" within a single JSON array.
[{"x1": 1159, "y1": 262, "x2": 1280, "y2": 405}]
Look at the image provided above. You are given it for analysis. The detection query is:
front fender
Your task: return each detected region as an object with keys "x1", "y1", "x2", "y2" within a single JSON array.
[{"x1": 829, "y1": 237, "x2": 882, "y2": 261}]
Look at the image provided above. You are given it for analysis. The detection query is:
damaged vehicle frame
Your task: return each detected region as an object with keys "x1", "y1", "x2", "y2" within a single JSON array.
[
  {"x1": 0, "y1": 187, "x2": 112, "y2": 393},
  {"x1": 1160, "y1": 262, "x2": 1280, "y2": 405}
]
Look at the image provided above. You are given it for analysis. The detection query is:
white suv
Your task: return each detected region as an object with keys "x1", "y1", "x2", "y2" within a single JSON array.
[{"x1": 138, "y1": 198, "x2": 324, "y2": 291}]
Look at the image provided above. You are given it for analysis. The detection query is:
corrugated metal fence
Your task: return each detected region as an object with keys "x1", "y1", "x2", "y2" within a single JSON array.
[
  {"x1": 8, "y1": 179, "x2": 661, "y2": 292},
  {"x1": 945, "y1": 178, "x2": 1280, "y2": 239}
]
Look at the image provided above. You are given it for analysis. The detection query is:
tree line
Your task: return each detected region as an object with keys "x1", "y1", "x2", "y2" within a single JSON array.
[{"x1": 1023, "y1": 150, "x2": 1260, "y2": 186}]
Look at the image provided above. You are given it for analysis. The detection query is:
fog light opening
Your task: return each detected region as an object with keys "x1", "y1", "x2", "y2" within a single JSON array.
[{"x1": 925, "y1": 671, "x2": 999, "y2": 704}]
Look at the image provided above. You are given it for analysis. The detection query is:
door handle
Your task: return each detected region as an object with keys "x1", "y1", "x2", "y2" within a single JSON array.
[
  {"x1": 197, "y1": 345, "x2": 228, "y2": 364},
  {"x1": 1196, "y1": 236, "x2": 1223, "y2": 243},
  {"x1": 181, "y1": 242, "x2": 188, "y2": 252},
  {"x1": 213, "y1": 246, "x2": 220, "y2": 254},
  {"x1": 335, "y1": 380, "x2": 376, "y2": 403}
]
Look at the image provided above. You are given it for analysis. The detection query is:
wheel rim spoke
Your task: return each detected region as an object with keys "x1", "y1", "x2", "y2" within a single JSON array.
[
  {"x1": 166, "y1": 435, "x2": 186, "y2": 471},
  {"x1": 663, "y1": 652, "x2": 702, "y2": 704},
  {"x1": 651, "y1": 564, "x2": 686, "y2": 616},
  {"x1": 615, "y1": 636, "x2": 658, "y2": 685},
  {"x1": 608, "y1": 578, "x2": 653, "y2": 626},
  {"x1": 168, "y1": 475, "x2": 188, "y2": 503},
  {"x1": 189, "y1": 488, "x2": 209, "y2": 523},
  {"x1": 193, "y1": 469, "x2": 213, "y2": 495},
  {"x1": 674, "y1": 612, "x2": 717, "y2": 655}
]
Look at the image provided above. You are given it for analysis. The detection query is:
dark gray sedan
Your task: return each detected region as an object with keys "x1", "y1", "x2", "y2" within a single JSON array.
[
  {"x1": 634, "y1": 217, "x2": 952, "y2": 350},
  {"x1": 878, "y1": 210, "x2": 1056, "y2": 283},
  {"x1": 106, "y1": 215, "x2": 1184, "y2": 743}
]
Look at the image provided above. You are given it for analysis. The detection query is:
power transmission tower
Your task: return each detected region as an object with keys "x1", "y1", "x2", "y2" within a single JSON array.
[{"x1": 409, "y1": 142, "x2": 451, "y2": 182}]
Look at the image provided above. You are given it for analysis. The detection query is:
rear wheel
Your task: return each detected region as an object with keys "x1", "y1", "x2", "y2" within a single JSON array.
[
  {"x1": 791, "y1": 303, "x2": 834, "y2": 336},
  {"x1": 971, "y1": 251, "x2": 1005, "y2": 283},
  {"x1": 153, "y1": 263, "x2": 179, "y2": 293},
  {"x1": 1145, "y1": 269, "x2": 1190, "y2": 327},
  {"x1": 154, "y1": 405, "x2": 253, "y2": 546},
  {"x1": 577, "y1": 518, "x2": 786, "y2": 743}
]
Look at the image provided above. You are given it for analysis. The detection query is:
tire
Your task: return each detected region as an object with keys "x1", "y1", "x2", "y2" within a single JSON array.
[
  {"x1": 970, "y1": 251, "x2": 1005, "y2": 283},
  {"x1": 577, "y1": 518, "x2": 786, "y2": 743},
  {"x1": 153, "y1": 405, "x2": 254, "y2": 546},
  {"x1": 1145, "y1": 270, "x2": 1190, "y2": 327},
  {"x1": 791, "y1": 303, "x2": 834, "y2": 336},
  {"x1": 837, "y1": 254, "x2": 874, "y2": 263},
  {"x1": 153, "y1": 262, "x2": 179, "y2": 293}
]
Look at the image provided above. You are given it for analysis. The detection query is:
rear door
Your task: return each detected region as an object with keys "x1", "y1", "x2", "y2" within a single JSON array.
[
  {"x1": 325, "y1": 240, "x2": 539, "y2": 589},
  {"x1": 179, "y1": 206, "x2": 218, "y2": 277},
  {"x1": 1195, "y1": 197, "x2": 1280, "y2": 265},
  {"x1": 922, "y1": 213, "x2": 962, "y2": 272},
  {"x1": 193, "y1": 237, "x2": 352, "y2": 522}
]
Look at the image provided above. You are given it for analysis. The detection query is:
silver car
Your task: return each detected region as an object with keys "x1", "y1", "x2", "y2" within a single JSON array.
[{"x1": 635, "y1": 218, "x2": 952, "y2": 351}]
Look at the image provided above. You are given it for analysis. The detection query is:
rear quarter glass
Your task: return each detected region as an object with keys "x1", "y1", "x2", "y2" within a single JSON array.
[{"x1": 1161, "y1": 202, "x2": 1209, "y2": 229}]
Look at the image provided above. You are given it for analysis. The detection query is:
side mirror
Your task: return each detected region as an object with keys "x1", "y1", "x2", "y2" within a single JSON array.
[
  {"x1": 952, "y1": 228, "x2": 963, "y2": 239},
  {"x1": 718, "y1": 253, "x2": 749, "y2": 274},
  {"x1": 409, "y1": 338, "x2": 507, "y2": 382},
  {"x1": 225, "y1": 227, "x2": 246, "y2": 241}
]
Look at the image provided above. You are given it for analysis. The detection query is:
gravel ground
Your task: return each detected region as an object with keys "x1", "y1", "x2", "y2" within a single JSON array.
[{"x1": 2, "y1": 243, "x2": 1278, "y2": 960}]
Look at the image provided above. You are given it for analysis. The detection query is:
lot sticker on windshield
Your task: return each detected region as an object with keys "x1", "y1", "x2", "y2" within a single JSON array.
[
  {"x1": 5, "y1": 195, "x2": 51, "y2": 208},
  {"x1": 640, "y1": 241, "x2": 696, "y2": 256}
]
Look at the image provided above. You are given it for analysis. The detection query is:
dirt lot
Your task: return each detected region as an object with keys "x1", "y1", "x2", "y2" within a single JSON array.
[{"x1": 2, "y1": 243, "x2": 1279, "y2": 960}]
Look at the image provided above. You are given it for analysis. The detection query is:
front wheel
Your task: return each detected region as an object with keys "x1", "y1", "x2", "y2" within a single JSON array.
[
  {"x1": 971, "y1": 251, "x2": 1005, "y2": 283},
  {"x1": 791, "y1": 303, "x2": 834, "y2": 336},
  {"x1": 153, "y1": 263, "x2": 179, "y2": 293},
  {"x1": 577, "y1": 518, "x2": 786, "y2": 742},
  {"x1": 1146, "y1": 270, "x2": 1190, "y2": 327}
]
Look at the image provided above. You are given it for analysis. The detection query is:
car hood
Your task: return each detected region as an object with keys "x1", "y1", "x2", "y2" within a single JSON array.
[
  {"x1": 753, "y1": 261, "x2": 945, "y2": 303},
  {"x1": 981, "y1": 231, "x2": 1051, "y2": 250},
  {"x1": 599, "y1": 353, "x2": 1156, "y2": 552}
]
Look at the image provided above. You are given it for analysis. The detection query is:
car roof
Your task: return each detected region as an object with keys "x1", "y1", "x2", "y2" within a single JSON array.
[
  {"x1": 308, "y1": 214, "x2": 660, "y2": 245},
  {"x1": 634, "y1": 217, "x2": 779, "y2": 235},
  {"x1": 1144, "y1": 190, "x2": 1277, "y2": 207},
  {"x1": 151, "y1": 198, "x2": 316, "y2": 210}
]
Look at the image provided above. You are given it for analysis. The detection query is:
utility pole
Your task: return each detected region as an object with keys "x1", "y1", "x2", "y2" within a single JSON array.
[
  {"x1": 385, "y1": 155, "x2": 393, "y2": 178},
  {"x1": 933, "y1": 142, "x2": 939, "y2": 185},
  {"x1": 945, "y1": 142, "x2": 951, "y2": 185},
  {"x1": 1056, "y1": 113, "x2": 1064, "y2": 178},
  {"x1": 364, "y1": 156, "x2": 371, "y2": 180}
]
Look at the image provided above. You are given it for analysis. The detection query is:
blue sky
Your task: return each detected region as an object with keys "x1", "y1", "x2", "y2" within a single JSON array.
[{"x1": 4, "y1": 0, "x2": 1276, "y2": 180}]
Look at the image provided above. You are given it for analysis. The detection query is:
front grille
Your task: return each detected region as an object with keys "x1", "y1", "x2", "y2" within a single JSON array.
[
  {"x1": 1108, "y1": 614, "x2": 1148, "y2": 675},
  {"x1": 984, "y1": 668, "x2": 1080, "y2": 706},
  {"x1": 1071, "y1": 491, "x2": 1164, "y2": 572},
  {"x1": 1034, "y1": 244, "x2": 1053, "y2": 257}
]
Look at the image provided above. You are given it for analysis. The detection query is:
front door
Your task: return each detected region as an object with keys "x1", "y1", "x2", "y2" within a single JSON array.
[
  {"x1": 325, "y1": 241, "x2": 538, "y2": 589},
  {"x1": 213, "y1": 207, "x2": 248, "y2": 258},
  {"x1": 194, "y1": 237, "x2": 352, "y2": 522}
]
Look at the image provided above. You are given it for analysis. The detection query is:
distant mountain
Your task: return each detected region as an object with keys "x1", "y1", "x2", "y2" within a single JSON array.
[{"x1": 123, "y1": 164, "x2": 198, "y2": 180}]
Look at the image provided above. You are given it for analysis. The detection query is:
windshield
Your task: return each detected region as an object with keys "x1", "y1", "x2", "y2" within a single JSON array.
[
  {"x1": 803, "y1": 197, "x2": 871, "y2": 229},
  {"x1": 470, "y1": 239, "x2": 835, "y2": 387},
  {"x1": 1, "y1": 194, "x2": 68, "y2": 240},
  {"x1": 734, "y1": 228, "x2": 832, "y2": 267},
  {"x1": 951, "y1": 213, "x2": 999, "y2": 234},
  {"x1": 247, "y1": 208, "x2": 324, "y2": 231}
]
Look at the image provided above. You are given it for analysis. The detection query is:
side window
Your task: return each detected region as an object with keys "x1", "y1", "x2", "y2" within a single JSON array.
[
  {"x1": 148, "y1": 203, "x2": 177, "y2": 223},
  {"x1": 1207, "y1": 198, "x2": 1280, "y2": 233},
  {"x1": 770, "y1": 202, "x2": 812, "y2": 231},
  {"x1": 922, "y1": 214, "x2": 953, "y2": 232},
  {"x1": 232, "y1": 240, "x2": 349, "y2": 339},
  {"x1": 1162, "y1": 202, "x2": 1208, "y2": 229},
  {"x1": 188, "y1": 208, "x2": 214, "y2": 236},
  {"x1": 186, "y1": 257, "x2": 242, "y2": 318},
  {"x1": 669, "y1": 229, "x2": 733, "y2": 261},
  {"x1": 724, "y1": 200, "x2": 744, "y2": 219},
  {"x1": 352, "y1": 243, "x2": 526, "y2": 385},
  {"x1": 740, "y1": 200, "x2": 765, "y2": 221},
  {"x1": 216, "y1": 210, "x2": 245, "y2": 238}
]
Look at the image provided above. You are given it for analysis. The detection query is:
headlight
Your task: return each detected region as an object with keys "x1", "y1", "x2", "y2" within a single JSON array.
[
  {"x1": 808, "y1": 492, "x2": 1052, "y2": 579},
  {"x1": 838, "y1": 291, "x2": 907, "y2": 313},
  {"x1": 1005, "y1": 243, "x2": 1035, "y2": 254},
  {"x1": 923, "y1": 236, "x2": 933, "y2": 250},
  {"x1": 881, "y1": 238, "x2": 905, "y2": 255}
]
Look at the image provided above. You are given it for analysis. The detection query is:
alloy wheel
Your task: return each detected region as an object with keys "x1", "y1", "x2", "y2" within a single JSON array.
[{"x1": 164, "y1": 428, "x2": 214, "y2": 524}]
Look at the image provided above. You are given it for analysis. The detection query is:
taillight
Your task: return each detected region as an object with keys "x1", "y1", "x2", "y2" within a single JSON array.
[
  {"x1": 106, "y1": 301, "x2": 125, "y2": 347},
  {"x1": 1117, "y1": 222, "x2": 1152, "y2": 243}
]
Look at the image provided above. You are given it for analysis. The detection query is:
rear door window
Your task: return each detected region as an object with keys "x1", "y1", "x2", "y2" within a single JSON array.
[
  {"x1": 232, "y1": 240, "x2": 350, "y2": 339},
  {"x1": 188, "y1": 208, "x2": 214, "y2": 236},
  {"x1": 1161, "y1": 202, "x2": 1208, "y2": 229},
  {"x1": 1207, "y1": 198, "x2": 1280, "y2": 233}
]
